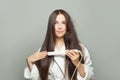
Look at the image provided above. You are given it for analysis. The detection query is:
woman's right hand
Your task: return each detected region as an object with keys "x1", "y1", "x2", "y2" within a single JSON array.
[{"x1": 26, "y1": 51, "x2": 48, "y2": 71}]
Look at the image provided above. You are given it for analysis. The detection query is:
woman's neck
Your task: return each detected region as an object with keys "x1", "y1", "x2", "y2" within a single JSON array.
[{"x1": 55, "y1": 38, "x2": 64, "y2": 51}]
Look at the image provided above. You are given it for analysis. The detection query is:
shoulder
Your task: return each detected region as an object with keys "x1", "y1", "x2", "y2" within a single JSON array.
[
  {"x1": 79, "y1": 42, "x2": 88, "y2": 51},
  {"x1": 79, "y1": 42, "x2": 90, "y2": 57}
]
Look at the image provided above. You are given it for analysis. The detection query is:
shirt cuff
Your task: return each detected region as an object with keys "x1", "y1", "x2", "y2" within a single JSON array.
[
  {"x1": 77, "y1": 64, "x2": 92, "y2": 80},
  {"x1": 24, "y1": 64, "x2": 39, "y2": 79},
  {"x1": 77, "y1": 64, "x2": 94, "y2": 80}
]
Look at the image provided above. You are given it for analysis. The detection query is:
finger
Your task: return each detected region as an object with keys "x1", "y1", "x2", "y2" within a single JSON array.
[
  {"x1": 38, "y1": 56, "x2": 46, "y2": 60},
  {"x1": 72, "y1": 50, "x2": 79, "y2": 55},
  {"x1": 38, "y1": 54, "x2": 47, "y2": 59},
  {"x1": 33, "y1": 52, "x2": 47, "y2": 60},
  {"x1": 66, "y1": 51, "x2": 76, "y2": 59},
  {"x1": 69, "y1": 50, "x2": 80, "y2": 59},
  {"x1": 38, "y1": 51, "x2": 47, "y2": 57},
  {"x1": 66, "y1": 52, "x2": 72, "y2": 59},
  {"x1": 68, "y1": 50, "x2": 77, "y2": 56}
]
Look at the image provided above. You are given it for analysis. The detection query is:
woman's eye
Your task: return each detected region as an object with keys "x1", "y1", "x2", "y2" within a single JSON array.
[
  {"x1": 55, "y1": 21, "x2": 58, "y2": 24},
  {"x1": 62, "y1": 21, "x2": 66, "y2": 24}
]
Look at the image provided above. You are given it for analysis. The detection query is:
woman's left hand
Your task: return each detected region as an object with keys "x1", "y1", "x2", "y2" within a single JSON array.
[{"x1": 66, "y1": 49, "x2": 80, "y2": 66}]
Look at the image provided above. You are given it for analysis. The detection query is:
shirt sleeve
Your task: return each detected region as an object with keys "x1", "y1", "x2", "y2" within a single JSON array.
[
  {"x1": 24, "y1": 48, "x2": 41, "y2": 80},
  {"x1": 24, "y1": 64, "x2": 40, "y2": 80},
  {"x1": 77, "y1": 43, "x2": 94, "y2": 80}
]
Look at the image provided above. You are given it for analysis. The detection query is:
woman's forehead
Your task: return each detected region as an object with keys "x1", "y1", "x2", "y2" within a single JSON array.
[{"x1": 56, "y1": 14, "x2": 66, "y2": 21}]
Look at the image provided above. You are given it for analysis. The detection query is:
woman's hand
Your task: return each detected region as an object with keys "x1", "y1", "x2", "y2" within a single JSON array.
[
  {"x1": 66, "y1": 49, "x2": 80, "y2": 66},
  {"x1": 26, "y1": 51, "x2": 48, "y2": 71},
  {"x1": 27, "y1": 51, "x2": 48, "y2": 63},
  {"x1": 66, "y1": 50, "x2": 86, "y2": 77}
]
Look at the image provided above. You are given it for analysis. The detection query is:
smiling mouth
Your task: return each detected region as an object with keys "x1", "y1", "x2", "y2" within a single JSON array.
[{"x1": 57, "y1": 31, "x2": 64, "y2": 33}]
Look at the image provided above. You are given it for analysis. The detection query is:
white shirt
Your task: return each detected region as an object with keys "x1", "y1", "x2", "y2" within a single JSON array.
[{"x1": 24, "y1": 43, "x2": 94, "y2": 80}]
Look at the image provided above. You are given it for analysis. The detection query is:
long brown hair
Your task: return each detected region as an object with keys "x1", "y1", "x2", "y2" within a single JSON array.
[{"x1": 35, "y1": 9, "x2": 84, "y2": 80}]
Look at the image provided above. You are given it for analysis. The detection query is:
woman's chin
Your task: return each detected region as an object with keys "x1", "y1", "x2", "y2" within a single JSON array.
[{"x1": 56, "y1": 36, "x2": 64, "y2": 39}]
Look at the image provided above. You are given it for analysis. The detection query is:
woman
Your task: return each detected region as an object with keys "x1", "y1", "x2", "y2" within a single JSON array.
[{"x1": 24, "y1": 9, "x2": 94, "y2": 80}]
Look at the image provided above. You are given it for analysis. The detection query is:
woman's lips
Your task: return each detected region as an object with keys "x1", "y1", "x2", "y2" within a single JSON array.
[{"x1": 57, "y1": 31, "x2": 64, "y2": 33}]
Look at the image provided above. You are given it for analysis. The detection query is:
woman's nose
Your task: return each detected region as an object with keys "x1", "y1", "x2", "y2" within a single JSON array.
[{"x1": 58, "y1": 24, "x2": 62, "y2": 29}]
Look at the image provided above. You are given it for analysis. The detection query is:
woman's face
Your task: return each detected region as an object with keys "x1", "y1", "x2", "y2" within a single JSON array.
[{"x1": 55, "y1": 14, "x2": 66, "y2": 39}]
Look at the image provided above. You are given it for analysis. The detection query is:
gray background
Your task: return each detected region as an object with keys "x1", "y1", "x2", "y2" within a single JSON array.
[{"x1": 0, "y1": 0, "x2": 120, "y2": 80}]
